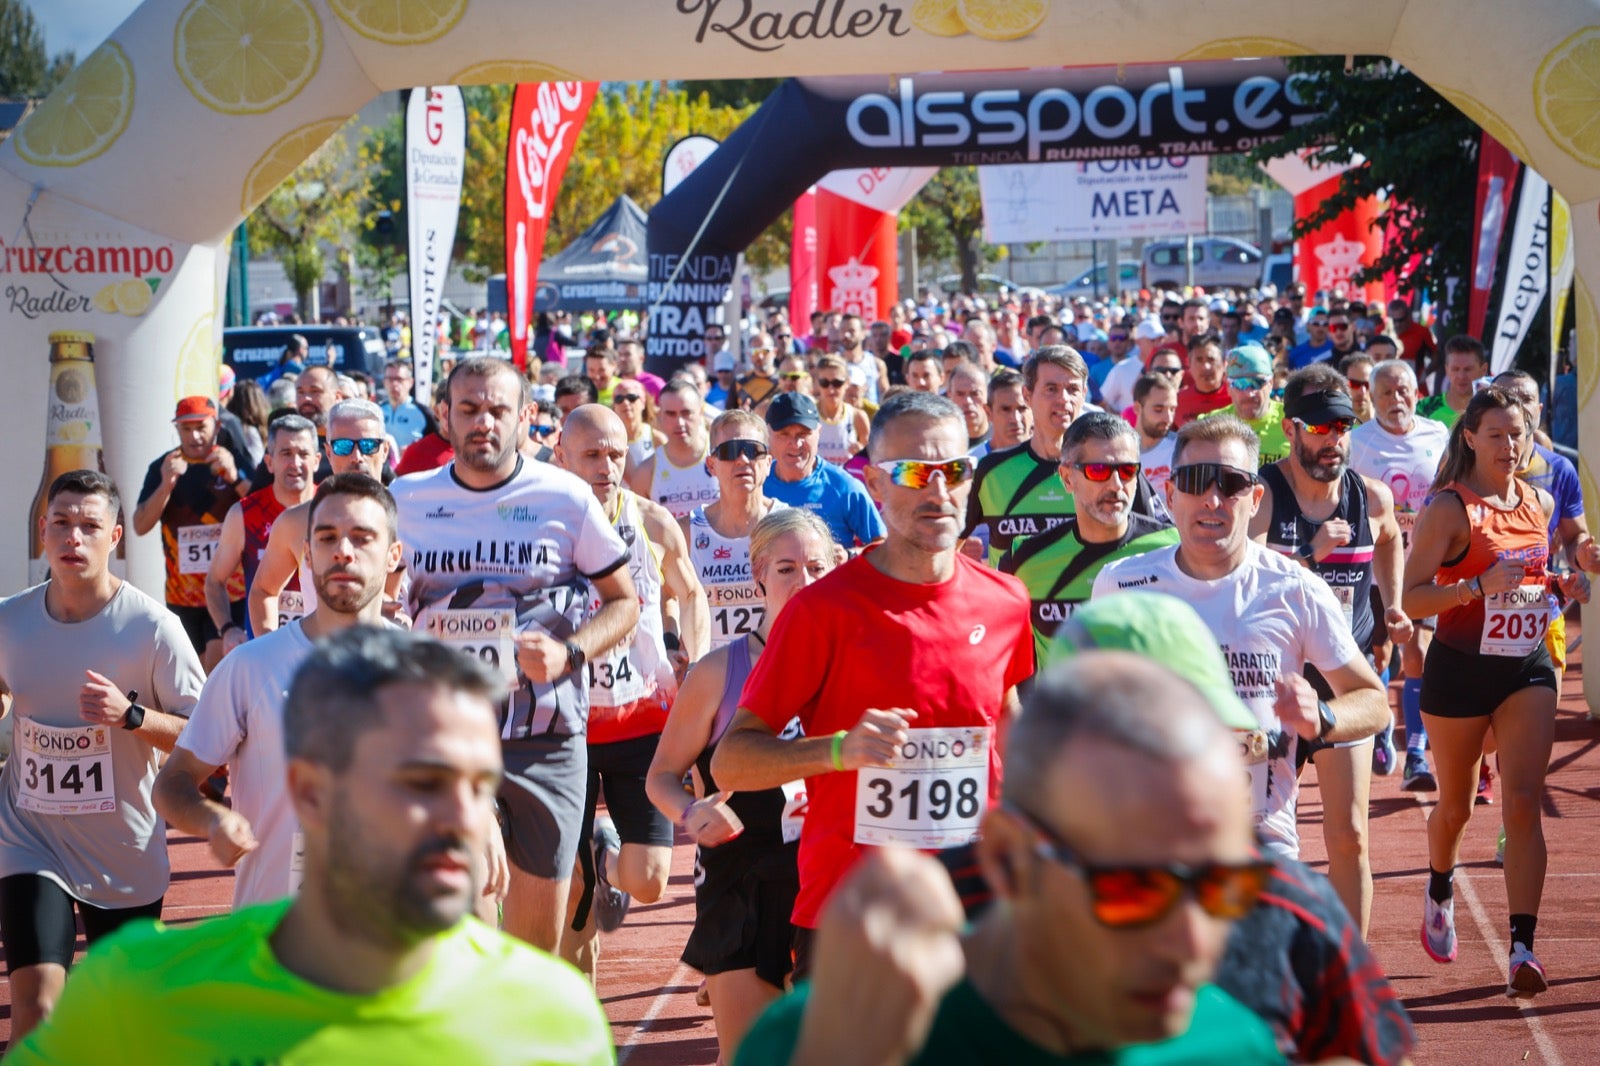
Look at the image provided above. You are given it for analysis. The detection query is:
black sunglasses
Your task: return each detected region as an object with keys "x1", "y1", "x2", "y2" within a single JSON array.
[
  {"x1": 712, "y1": 439, "x2": 769, "y2": 462},
  {"x1": 1171, "y1": 462, "x2": 1258, "y2": 497},
  {"x1": 329, "y1": 437, "x2": 384, "y2": 456}
]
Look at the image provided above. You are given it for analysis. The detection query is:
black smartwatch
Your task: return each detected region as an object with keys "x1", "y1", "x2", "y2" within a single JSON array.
[
  {"x1": 662, "y1": 632, "x2": 681, "y2": 652},
  {"x1": 1316, "y1": 699, "x2": 1337, "y2": 740},
  {"x1": 122, "y1": 704, "x2": 146, "y2": 731},
  {"x1": 563, "y1": 640, "x2": 586, "y2": 677},
  {"x1": 1296, "y1": 541, "x2": 1317, "y2": 564}
]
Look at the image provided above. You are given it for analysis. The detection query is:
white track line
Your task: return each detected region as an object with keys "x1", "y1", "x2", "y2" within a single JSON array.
[
  {"x1": 618, "y1": 960, "x2": 694, "y2": 1064},
  {"x1": 1410, "y1": 797, "x2": 1565, "y2": 1066}
]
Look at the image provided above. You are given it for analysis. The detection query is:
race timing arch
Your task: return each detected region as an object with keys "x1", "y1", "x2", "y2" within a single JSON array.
[{"x1": 3, "y1": 0, "x2": 1599, "y2": 700}]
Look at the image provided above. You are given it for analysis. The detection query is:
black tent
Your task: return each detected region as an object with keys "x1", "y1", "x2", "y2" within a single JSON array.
[{"x1": 532, "y1": 194, "x2": 649, "y2": 313}]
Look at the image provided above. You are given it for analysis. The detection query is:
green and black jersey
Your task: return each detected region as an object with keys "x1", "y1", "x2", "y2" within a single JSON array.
[
  {"x1": 998, "y1": 513, "x2": 1179, "y2": 665},
  {"x1": 963, "y1": 440, "x2": 1161, "y2": 565}
]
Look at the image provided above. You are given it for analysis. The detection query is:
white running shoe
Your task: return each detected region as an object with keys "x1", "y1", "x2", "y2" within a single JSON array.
[
  {"x1": 1421, "y1": 893, "x2": 1457, "y2": 963},
  {"x1": 1507, "y1": 944, "x2": 1548, "y2": 999}
]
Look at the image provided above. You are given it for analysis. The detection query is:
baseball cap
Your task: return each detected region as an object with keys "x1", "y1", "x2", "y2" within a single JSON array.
[
  {"x1": 218, "y1": 365, "x2": 236, "y2": 395},
  {"x1": 1226, "y1": 344, "x2": 1273, "y2": 380},
  {"x1": 173, "y1": 396, "x2": 217, "y2": 422},
  {"x1": 1045, "y1": 592, "x2": 1256, "y2": 731},
  {"x1": 1134, "y1": 319, "x2": 1167, "y2": 342},
  {"x1": 766, "y1": 392, "x2": 820, "y2": 431},
  {"x1": 713, "y1": 351, "x2": 736, "y2": 372},
  {"x1": 1284, "y1": 388, "x2": 1357, "y2": 424}
]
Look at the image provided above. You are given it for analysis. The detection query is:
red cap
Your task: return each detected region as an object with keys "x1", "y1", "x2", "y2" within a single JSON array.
[{"x1": 173, "y1": 396, "x2": 217, "y2": 422}]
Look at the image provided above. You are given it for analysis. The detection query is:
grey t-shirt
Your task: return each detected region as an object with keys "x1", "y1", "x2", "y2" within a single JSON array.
[{"x1": 0, "y1": 583, "x2": 204, "y2": 906}]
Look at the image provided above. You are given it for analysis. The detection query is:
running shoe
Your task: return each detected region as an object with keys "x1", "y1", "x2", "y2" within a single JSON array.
[
  {"x1": 1477, "y1": 763, "x2": 1495, "y2": 805},
  {"x1": 1495, "y1": 826, "x2": 1506, "y2": 865},
  {"x1": 592, "y1": 816, "x2": 631, "y2": 934},
  {"x1": 1421, "y1": 892, "x2": 1457, "y2": 963},
  {"x1": 1507, "y1": 944, "x2": 1548, "y2": 998},
  {"x1": 1401, "y1": 752, "x2": 1437, "y2": 792},
  {"x1": 1372, "y1": 723, "x2": 1398, "y2": 777}
]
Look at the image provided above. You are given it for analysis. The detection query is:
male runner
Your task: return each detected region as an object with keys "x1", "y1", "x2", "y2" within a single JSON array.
[
  {"x1": 250, "y1": 365, "x2": 340, "y2": 489},
  {"x1": 556, "y1": 405, "x2": 706, "y2": 954},
  {"x1": 9, "y1": 627, "x2": 611, "y2": 1064},
  {"x1": 1201, "y1": 344, "x2": 1288, "y2": 463},
  {"x1": 946, "y1": 362, "x2": 991, "y2": 453},
  {"x1": 205, "y1": 414, "x2": 318, "y2": 651},
  {"x1": 1093, "y1": 416, "x2": 1390, "y2": 863},
  {"x1": 393, "y1": 356, "x2": 639, "y2": 954},
  {"x1": 1349, "y1": 359, "x2": 1449, "y2": 790},
  {"x1": 626, "y1": 377, "x2": 720, "y2": 520},
  {"x1": 0, "y1": 471, "x2": 204, "y2": 1041},
  {"x1": 1133, "y1": 370, "x2": 1181, "y2": 502},
  {"x1": 983, "y1": 368, "x2": 1031, "y2": 456},
  {"x1": 715, "y1": 392, "x2": 1033, "y2": 973},
  {"x1": 1417, "y1": 336, "x2": 1486, "y2": 429},
  {"x1": 733, "y1": 332, "x2": 780, "y2": 411},
  {"x1": 837, "y1": 314, "x2": 889, "y2": 406},
  {"x1": 248, "y1": 400, "x2": 394, "y2": 635},
  {"x1": 1251, "y1": 367, "x2": 1408, "y2": 936},
  {"x1": 154, "y1": 475, "x2": 416, "y2": 911},
  {"x1": 380, "y1": 358, "x2": 431, "y2": 450},
  {"x1": 1175, "y1": 333, "x2": 1232, "y2": 426},
  {"x1": 999, "y1": 413, "x2": 1177, "y2": 665},
  {"x1": 763, "y1": 393, "x2": 884, "y2": 549}
]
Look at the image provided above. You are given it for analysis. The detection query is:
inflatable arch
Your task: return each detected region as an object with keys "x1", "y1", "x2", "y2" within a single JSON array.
[{"x1": 3, "y1": 0, "x2": 1599, "y2": 696}]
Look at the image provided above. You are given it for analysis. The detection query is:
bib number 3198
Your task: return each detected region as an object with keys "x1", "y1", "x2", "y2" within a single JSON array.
[{"x1": 853, "y1": 727, "x2": 989, "y2": 849}]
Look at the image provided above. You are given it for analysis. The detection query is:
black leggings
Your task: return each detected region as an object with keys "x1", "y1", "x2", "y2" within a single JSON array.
[{"x1": 0, "y1": 874, "x2": 163, "y2": 972}]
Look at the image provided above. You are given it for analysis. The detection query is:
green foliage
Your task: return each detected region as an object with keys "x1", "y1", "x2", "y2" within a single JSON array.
[
  {"x1": 679, "y1": 79, "x2": 782, "y2": 110},
  {"x1": 0, "y1": 0, "x2": 72, "y2": 97},
  {"x1": 900, "y1": 168, "x2": 995, "y2": 293},
  {"x1": 1207, "y1": 154, "x2": 1270, "y2": 197},
  {"x1": 1248, "y1": 57, "x2": 1477, "y2": 329}
]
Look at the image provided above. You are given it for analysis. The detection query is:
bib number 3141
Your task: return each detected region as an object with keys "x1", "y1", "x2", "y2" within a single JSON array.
[{"x1": 853, "y1": 726, "x2": 989, "y2": 849}]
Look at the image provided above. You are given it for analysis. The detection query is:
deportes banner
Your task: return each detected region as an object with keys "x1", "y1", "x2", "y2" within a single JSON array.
[
  {"x1": 1491, "y1": 168, "x2": 1551, "y2": 373},
  {"x1": 505, "y1": 80, "x2": 597, "y2": 368},
  {"x1": 1468, "y1": 132, "x2": 1522, "y2": 339},
  {"x1": 977, "y1": 157, "x2": 1208, "y2": 243},
  {"x1": 404, "y1": 86, "x2": 465, "y2": 406}
]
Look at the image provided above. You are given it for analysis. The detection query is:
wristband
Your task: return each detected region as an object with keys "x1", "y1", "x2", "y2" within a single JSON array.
[
  {"x1": 122, "y1": 704, "x2": 146, "y2": 731},
  {"x1": 220, "y1": 622, "x2": 241, "y2": 637},
  {"x1": 662, "y1": 631, "x2": 681, "y2": 652},
  {"x1": 830, "y1": 730, "x2": 847, "y2": 772},
  {"x1": 1471, "y1": 576, "x2": 1485, "y2": 599}
]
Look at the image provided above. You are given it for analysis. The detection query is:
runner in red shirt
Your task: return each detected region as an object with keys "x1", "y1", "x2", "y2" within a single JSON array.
[
  {"x1": 713, "y1": 391, "x2": 1033, "y2": 978},
  {"x1": 1175, "y1": 333, "x2": 1232, "y2": 427}
]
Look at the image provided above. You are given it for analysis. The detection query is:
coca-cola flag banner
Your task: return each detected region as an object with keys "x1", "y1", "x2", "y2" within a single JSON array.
[
  {"x1": 1491, "y1": 168, "x2": 1552, "y2": 374},
  {"x1": 405, "y1": 86, "x2": 465, "y2": 406},
  {"x1": 1468, "y1": 131, "x2": 1522, "y2": 339},
  {"x1": 505, "y1": 81, "x2": 597, "y2": 369}
]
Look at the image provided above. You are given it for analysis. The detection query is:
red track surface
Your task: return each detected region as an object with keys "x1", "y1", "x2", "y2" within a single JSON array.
[{"x1": 2, "y1": 644, "x2": 1597, "y2": 1063}]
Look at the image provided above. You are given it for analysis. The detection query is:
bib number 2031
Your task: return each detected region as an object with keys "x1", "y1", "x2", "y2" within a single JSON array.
[{"x1": 853, "y1": 726, "x2": 990, "y2": 849}]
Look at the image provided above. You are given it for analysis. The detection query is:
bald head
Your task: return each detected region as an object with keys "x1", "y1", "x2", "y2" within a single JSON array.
[
  {"x1": 562, "y1": 403, "x2": 626, "y2": 445},
  {"x1": 555, "y1": 403, "x2": 628, "y2": 503}
]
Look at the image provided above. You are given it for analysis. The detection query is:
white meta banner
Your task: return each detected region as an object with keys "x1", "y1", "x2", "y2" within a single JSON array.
[
  {"x1": 978, "y1": 156, "x2": 1208, "y2": 243},
  {"x1": 1491, "y1": 168, "x2": 1551, "y2": 374},
  {"x1": 405, "y1": 86, "x2": 466, "y2": 406}
]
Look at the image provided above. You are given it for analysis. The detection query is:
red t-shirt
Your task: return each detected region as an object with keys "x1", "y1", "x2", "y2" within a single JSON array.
[
  {"x1": 740, "y1": 550, "x2": 1033, "y2": 928},
  {"x1": 1175, "y1": 380, "x2": 1231, "y2": 426},
  {"x1": 396, "y1": 433, "x2": 454, "y2": 475},
  {"x1": 1394, "y1": 321, "x2": 1436, "y2": 373}
]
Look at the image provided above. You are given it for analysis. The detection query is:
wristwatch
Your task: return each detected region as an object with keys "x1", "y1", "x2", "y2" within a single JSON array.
[
  {"x1": 563, "y1": 640, "x2": 586, "y2": 677},
  {"x1": 1316, "y1": 700, "x2": 1338, "y2": 740},
  {"x1": 1296, "y1": 540, "x2": 1317, "y2": 563}
]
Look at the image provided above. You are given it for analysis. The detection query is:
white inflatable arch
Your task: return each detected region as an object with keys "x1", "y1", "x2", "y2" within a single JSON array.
[{"x1": 4, "y1": 0, "x2": 1599, "y2": 696}]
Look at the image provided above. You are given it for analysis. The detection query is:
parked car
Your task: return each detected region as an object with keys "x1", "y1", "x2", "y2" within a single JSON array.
[
  {"x1": 223, "y1": 326, "x2": 387, "y2": 383},
  {"x1": 1261, "y1": 252, "x2": 1294, "y2": 294},
  {"x1": 935, "y1": 272, "x2": 1014, "y2": 295},
  {"x1": 1047, "y1": 262, "x2": 1142, "y2": 300},
  {"x1": 1141, "y1": 237, "x2": 1263, "y2": 292}
]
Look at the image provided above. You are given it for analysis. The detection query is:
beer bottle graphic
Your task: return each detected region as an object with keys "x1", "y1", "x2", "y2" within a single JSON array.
[{"x1": 28, "y1": 331, "x2": 124, "y2": 583}]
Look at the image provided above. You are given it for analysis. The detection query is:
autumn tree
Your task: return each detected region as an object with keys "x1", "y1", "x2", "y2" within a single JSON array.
[
  {"x1": 0, "y1": 0, "x2": 73, "y2": 98},
  {"x1": 901, "y1": 168, "x2": 995, "y2": 294}
]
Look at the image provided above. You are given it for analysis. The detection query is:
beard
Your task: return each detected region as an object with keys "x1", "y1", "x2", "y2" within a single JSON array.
[
  {"x1": 313, "y1": 565, "x2": 383, "y2": 614},
  {"x1": 1295, "y1": 438, "x2": 1347, "y2": 483}
]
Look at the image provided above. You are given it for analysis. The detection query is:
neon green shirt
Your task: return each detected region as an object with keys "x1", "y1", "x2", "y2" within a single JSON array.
[
  {"x1": 9, "y1": 900, "x2": 615, "y2": 1065},
  {"x1": 1202, "y1": 400, "x2": 1289, "y2": 464},
  {"x1": 1416, "y1": 393, "x2": 1463, "y2": 430}
]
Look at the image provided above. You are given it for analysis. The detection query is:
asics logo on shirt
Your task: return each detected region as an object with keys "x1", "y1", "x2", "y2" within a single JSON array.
[{"x1": 969, "y1": 624, "x2": 987, "y2": 644}]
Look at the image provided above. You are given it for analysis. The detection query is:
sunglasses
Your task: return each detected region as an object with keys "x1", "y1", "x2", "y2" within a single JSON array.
[
  {"x1": 1309, "y1": 320, "x2": 1329, "y2": 328},
  {"x1": 1071, "y1": 461, "x2": 1141, "y2": 483},
  {"x1": 817, "y1": 378, "x2": 847, "y2": 389},
  {"x1": 1293, "y1": 417, "x2": 1355, "y2": 436},
  {"x1": 712, "y1": 439, "x2": 769, "y2": 462},
  {"x1": 1171, "y1": 462, "x2": 1258, "y2": 497},
  {"x1": 1229, "y1": 375, "x2": 1268, "y2": 391},
  {"x1": 1012, "y1": 805, "x2": 1267, "y2": 927},
  {"x1": 1108, "y1": 333, "x2": 1129, "y2": 342},
  {"x1": 775, "y1": 333, "x2": 792, "y2": 340},
  {"x1": 781, "y1": 371, "x2": 808, "y2": 381},
  {"x1": 1329, "y1": 322, "x2": 1351, "y2": 331},
  {"x1": 329, "y1": 437, "x2": 384, "y2": 456},
  {"x1": 1347, "y1": 379, "x2": 1371, "y2": 392},
  {"x1": 612, "y1": 393, "x2": 645, "y2": 404},
  {"x1": 873, "y1": 455, "x2": 977, "y2": 489},
  {"x1": 531, "y1": 424, "x2": 558, "y2": 438},
  {"x1": 705, "y1": 335, "x2": 726, "y2": 343},
  {"x1": 1152, "y1": 365, "x2": 1184, "y2": 377}
]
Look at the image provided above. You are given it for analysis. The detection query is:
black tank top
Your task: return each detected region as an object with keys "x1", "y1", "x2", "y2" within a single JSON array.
[
  {"x1": 1260, "y1": 464, "x2": 1376, "y2": 651},
  {"x1": 697, "y1": 638, "x2": 790, "y2": 852}
]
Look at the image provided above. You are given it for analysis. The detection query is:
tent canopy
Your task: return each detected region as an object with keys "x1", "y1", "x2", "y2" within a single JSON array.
[{"x1": 534, "y1": 194, "x2": 649, "y2": 313}]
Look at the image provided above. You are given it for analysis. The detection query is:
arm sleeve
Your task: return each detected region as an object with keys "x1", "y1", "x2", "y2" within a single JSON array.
[
  {"x1": 150, "y1": 610, "x2": 206, "y2": 718},
  {"x1": 738, "y1": 593, "x2": 826, "y2": 735},
  {"x1": 175, "y1": 653, "x2": 249, "y2": 767}
]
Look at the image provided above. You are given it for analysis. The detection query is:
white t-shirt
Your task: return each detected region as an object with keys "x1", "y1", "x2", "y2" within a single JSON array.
[
  {"x1": 1348, "y1": 416, "x2": 1448, "y2": 549},
  {"x1": 1092, "y1": 542, "x2": 1361, "y2": 858},
  {"x1": 1140, "y1": 434, "x2": 1178, "y2": 516},
  {"x1": 1100, "y1": 355, "x2": 1146, "y2": 414},
  {"x1": 176, "y1": 622, "x2": 315, "y2": 909},
  {"x1": 393, "y1": 459, "x2": 629, "y2": 738}
]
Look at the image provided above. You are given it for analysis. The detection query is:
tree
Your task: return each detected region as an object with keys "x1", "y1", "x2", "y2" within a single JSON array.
[
  {"x1": 1248, "y1": 57, "x2": 1478, "y2": 330},
  {"x1": 680, "y1": 79, "x2": 782, "y2": 110},
  {"x1": 0, "y1": 0, "x2": 72, "y2": 98},
  {"x1": 246, "y1": 121, "x2": 374, "y2": 320},
  {"x1": 900, "y1": 168, "x2": 995, "y2": 293}
]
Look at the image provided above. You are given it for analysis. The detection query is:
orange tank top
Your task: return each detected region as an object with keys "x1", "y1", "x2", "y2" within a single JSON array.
[{"x1": 1434, "y1": 479, "x2": 1550, "y2": 656}]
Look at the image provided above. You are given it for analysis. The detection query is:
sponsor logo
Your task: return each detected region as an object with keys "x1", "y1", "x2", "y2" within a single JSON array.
[
  {"x1": 496, "y1": 504, "x2": 539, "y2": 523},
  {"x1": 713, "y1": 545, "x2": 732, "y2": 560},
  {"x1": 695, "y1": 531, "x2": 711, "y2": 550},
  {"x1": 677, "y1": 0, "x2": 910, "y2": 53},
  {"x1": 1113, "y1": 572, "x2": 1160, "y2": 588},
  {"x1": 0, "y1": 235, "x2": 177, "y2": 321},
  {"x1": 426, "y1": 505, "x2": 456, "y2": 519},
  {"x1": 968, "y1": 624, "x2": 986, "y2": 645}
]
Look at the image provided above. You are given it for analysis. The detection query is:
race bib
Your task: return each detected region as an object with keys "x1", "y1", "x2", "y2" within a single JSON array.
[
  {"x1": 587, "y1": 642, "x2": 650, "y2": 706},
  {"x1": 1330, "y1": 584, "x2": 1355, "y2": 628},
  {"x1": 1480, "y1": 583, "x2": 1550, "y2": 657},
  {"x1": 427, "y1": 608, "x2": 519, "y2": 685},
  {"x1": 1237, "y1": 728, "x2": 1271, "y2": 765},
  {"x1": 854, "y1": 727, "x2": 989, "y2": 849},
  {"x1": 779, "y1": 779, "x2": 807, "y2": 844},
  {"x1": 15, "y1": 720, "x2": 116, "y2": 816},
  {"x1": 277, "y1": 590, "x2": 306, "y2": 626},
  {"x1": 1396, "y1": 509, "x2": 1418, "y2": 549},
  {"x1": 177, "y1": 524, "x2": 222, "y2": 575},
  {"x1": 708, "y1": 582, "x2": 764, "y2": 649}
]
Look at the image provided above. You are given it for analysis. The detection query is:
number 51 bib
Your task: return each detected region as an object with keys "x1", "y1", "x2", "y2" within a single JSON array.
[{"x1": 854, "y1": 726, "x2": 989, "y2": 849}]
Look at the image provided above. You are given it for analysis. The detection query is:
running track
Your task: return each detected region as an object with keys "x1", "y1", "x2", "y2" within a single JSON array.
[{"x1": 2, "y1": 643, "x2": 1598, "y2": 1063}]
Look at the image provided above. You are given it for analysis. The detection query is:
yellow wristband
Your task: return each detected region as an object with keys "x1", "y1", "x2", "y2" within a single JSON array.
[{"x1": 830, "y1": 730, "x2": 847, "y2": 772}]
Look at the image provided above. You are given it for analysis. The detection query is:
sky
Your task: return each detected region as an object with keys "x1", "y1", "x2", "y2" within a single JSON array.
[{"x1": 34, "y1": 0, "x2": 141, "y2": 61}]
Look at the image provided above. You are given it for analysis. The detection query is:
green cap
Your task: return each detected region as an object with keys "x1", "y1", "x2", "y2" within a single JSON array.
[{"x1": 1046, "y1": 592, "x2": 1257, "y2": 731}]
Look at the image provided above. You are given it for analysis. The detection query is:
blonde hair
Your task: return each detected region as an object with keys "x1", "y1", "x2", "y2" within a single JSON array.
[{"x1": 749, "y1": 509, "x2": 836, "y2": 580}]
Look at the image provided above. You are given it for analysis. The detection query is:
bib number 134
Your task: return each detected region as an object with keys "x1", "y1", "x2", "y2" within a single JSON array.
[{"x1": 853, "y1": 726, "x2": 990, "y2": 849}]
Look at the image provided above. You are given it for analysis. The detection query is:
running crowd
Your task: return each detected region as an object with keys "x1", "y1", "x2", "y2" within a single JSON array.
[{"x1": 0, "y1": 280, "x2": 1591, "y2": 1064}]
